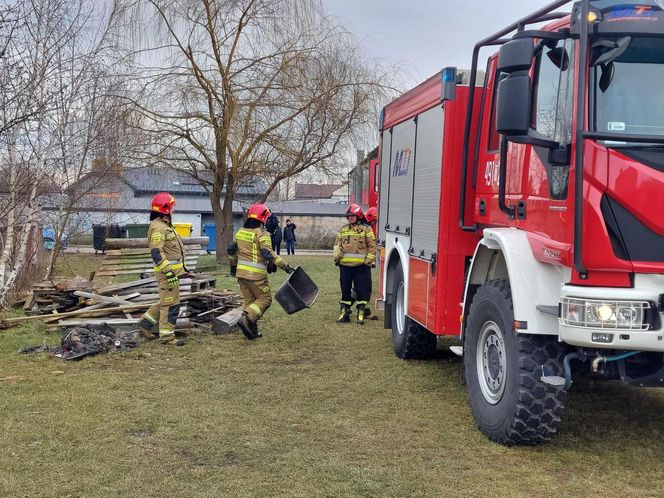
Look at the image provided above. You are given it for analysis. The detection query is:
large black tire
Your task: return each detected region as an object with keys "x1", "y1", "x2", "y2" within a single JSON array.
[
  {"x1": 464, "y1": 279, "x2": 567, "y2": 445},
  {"x1": 391, "y1": 264, "x2": 436, "y2": 359}
]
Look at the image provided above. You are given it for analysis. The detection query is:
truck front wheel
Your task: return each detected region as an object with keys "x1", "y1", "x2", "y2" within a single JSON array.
[
  {"x1": 464, "y1": 279, "x2": 567, "y2": 445},
  {"x1": 391, "y1": 264, "x2": 436, "y2": 359}
]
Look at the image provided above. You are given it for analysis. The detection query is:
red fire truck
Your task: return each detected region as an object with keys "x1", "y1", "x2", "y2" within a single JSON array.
[
  {"x1": 349, "y1": 148, "x2": 379, "y2": 210},
  {"x1": 377, "y1": 0, "x2": 664, "y2": 445}
]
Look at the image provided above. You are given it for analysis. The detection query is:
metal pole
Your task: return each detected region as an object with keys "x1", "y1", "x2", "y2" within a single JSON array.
[{"x1": 574, "y1": 0, "x2": 589, "y2": 277}]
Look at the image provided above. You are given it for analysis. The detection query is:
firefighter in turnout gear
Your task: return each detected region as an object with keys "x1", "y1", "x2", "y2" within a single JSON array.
[
  {"x1": 334, "y1": 204, "x2": 376, "y2": 324},
  {"x1": 137, "y1": 192, "x2": 188, "y2": 346},
  {"x1": 227, "y1": 204, "x2": 294, "y2": 340}
]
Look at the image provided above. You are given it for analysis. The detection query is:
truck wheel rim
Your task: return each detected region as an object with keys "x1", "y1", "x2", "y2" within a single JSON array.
[
  {"x1": 395, "y1": 281, "x2": 406, "y2": 335},
  {"x1": 476, "y1": 321, "x2": 506, "y2": 404}
]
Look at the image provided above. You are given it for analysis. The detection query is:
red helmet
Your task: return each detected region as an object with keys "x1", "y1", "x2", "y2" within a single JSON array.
[
  {"x1": 365, "y1": 207, "x2": 377, "y2": 224},
  {"x1": 247, "y1": 203, "x2": 271, "y2": 223},
  {"x1": 151, "y1": 192, "x2": 176, "y2": 215},
  {"x1": 346, "y1": 204, "x2": 363, "y2": 219}
]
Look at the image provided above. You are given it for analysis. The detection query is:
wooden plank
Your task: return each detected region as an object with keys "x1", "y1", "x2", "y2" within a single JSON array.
[
  {"x1": 104, "y1": 237, "x2": 208, "y2": 249},
  {"x1": 99, "y1": 257, "x2": 200, "y2": 271},
  {"x1": 1, "y1": 290, "x2": 221, "y2": 325},
  {"x1": 212, "y1": 308, "x2": 243, "y2": 335},
  {"x1": 22, "y1": 292, "x2": 37, "y2": 311},
  {"x1": 54, "y1": 318, "x2": 191, "y2": 327},
  {"x1": 72, "y1": 291, "x2": 137, "y2": 306},
  {"x1": 95, "y1": 265, "x2": 200, "y2": 277},
  {"x1": 102, "y1": 250, "x2": 207, "y2": 260},
  {"x1": 95, "y1": 277, "x2": 201, "y2": 295},
  {"x1": 104, "y1": 246, "x2": 204, "y2": 256},
  {"x1": 95, "y1": 277, "x2": 157, "y2": 294}
]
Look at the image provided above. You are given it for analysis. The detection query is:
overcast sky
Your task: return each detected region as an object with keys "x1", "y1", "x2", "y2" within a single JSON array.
[{"x1": 323, "y1": 0, "x2": 569, "y2": 85}]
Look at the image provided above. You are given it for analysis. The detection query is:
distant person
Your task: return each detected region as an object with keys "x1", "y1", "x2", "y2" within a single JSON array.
[
  {"x1": 363, "y1": 207, "x2": 378, "y2": 239},
  {"x1": 265, "y1": 213, "x2": 282, "y2": 254},
  {"x1": 283, "y1": 219, "x2": 297, "y2": 255},
  {"x1": 333, "y1": 204, "x2": 375, "y2": 324}
]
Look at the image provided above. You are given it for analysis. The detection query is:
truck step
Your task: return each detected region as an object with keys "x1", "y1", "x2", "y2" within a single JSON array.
[
  {"x1": 536, "y1": 305, "x2": 559, "y2": 317},
  {"x1": 540, "y1": 375, "x2": 566, "y2": 387},
  {"x1": 449, "y1": 346, "x2": 463, "y2": 356}
]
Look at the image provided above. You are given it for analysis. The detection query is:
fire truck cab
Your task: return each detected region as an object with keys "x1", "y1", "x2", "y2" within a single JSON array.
[{"x1": 377, "y1": 0, "x2": 664, "y2": 445}]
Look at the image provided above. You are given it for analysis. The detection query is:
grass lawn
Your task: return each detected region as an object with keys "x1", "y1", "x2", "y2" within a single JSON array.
[{"x1": 2, "y1": 255, "x2": 664, "y2": 497}]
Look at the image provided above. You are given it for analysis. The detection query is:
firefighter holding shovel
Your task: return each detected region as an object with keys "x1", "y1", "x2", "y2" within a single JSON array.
[{"x1": 227, "y1": 203, "x2": 294, "y2": 339}]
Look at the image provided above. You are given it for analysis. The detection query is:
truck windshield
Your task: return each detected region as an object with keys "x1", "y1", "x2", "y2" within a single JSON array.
[{"x1": 591, "y1": 36, "x2": 664, "y2": 146}]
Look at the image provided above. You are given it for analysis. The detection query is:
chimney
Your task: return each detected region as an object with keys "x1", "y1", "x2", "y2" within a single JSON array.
[{"x1": 356, "y1": 149, "x2": 365, "y2": 166}]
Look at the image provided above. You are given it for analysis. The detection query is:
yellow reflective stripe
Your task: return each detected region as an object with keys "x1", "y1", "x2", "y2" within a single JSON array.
[
  {"x1": 170, "y1": 263, "x2": 184, "y2": 270},
  {"x1": 356, "y1": 300, "x2": 368, "y2": 305},
  {"x1": 143, "y1": 312, "x2": 157, "y2": 324},
  {"x1": 259, "y1": 234, "x2": 271, "y2": 244},
  {"x1": 157, "y1": 259, "x2": 170, "y2": 270},
  {"x1": 248, "y1": 304, "x2": 263, "y2": 317},
  {"x1": 339, "y1": 230, "x2": 359, "y2": 237},
  {"x1": 159, "y1": 329, "x2": 175, "y2": 337},
  {"x1": 339, "y1": 300, "x2": 352, "y2": 305},
  {"x1": 237, "y1": 264, "x2": 267, "y2": 275},
  {"x1": 238, "y1": 259, "x2": 266, "y2": 269},
  {"x1": 274, "y1": 256, "x2": 283, "y2": 266},
  {"x1": 341, "y1": 257, "x2": 365, "y2": 263},
  {"x1": 366, "y1": 231, "x2": 375, "y2": 239},
  {"x1": 365, "y1": 253, "x2": 376, "y2": 261},
  {"x1": 236, "y1": 230, "x2": 255, "y2": 242}
]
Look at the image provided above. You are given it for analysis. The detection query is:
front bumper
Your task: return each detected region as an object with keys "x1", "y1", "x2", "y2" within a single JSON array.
[{"x1": 559, "y1": 274, "x2": 664, "y2": 352}]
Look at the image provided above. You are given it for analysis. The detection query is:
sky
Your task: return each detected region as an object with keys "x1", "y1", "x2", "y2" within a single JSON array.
[{"x1": 323, "y1": 0, "x2": 569, "y2": 86}]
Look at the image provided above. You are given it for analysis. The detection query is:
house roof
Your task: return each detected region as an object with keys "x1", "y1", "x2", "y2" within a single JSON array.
[
  {"x1": 121, "y1": 167, "x2": 264, "y2": 196},
  {"x1": 294, "y1": 183, "x2": 345, "y2": 199}
]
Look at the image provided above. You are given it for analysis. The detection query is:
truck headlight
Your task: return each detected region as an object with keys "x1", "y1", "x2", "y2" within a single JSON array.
[{"x1": 560, "y1": 298, "x2": 651, "y2": 330}]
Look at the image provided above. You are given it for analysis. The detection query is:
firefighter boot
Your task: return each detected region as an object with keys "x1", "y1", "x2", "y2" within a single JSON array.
[
  {"x1": 161, "y1": 335, "x2": 184, "y2": 346},
  {"x1": 336, "y1": 303, "x2": 352, "y2": 323},
  {"x1": 356, "y1": 304, "x2": 367, "y2": 325},
  {"x1": 238, "y1": 313, "x2": 261, "y2": 340},
  {"x1": 137, "y1": 318, "x2": 157, "y2": 340}
]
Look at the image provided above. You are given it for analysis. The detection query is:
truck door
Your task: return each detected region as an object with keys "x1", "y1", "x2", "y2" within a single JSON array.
[
  {"x1": 477, "y1": 40, "x2": 575, "y2": 243},
  {"x1": 524, "y1": 38, "x2": 575, "y2": 244}
]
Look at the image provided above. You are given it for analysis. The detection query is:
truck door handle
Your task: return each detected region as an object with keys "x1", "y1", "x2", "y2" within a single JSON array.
[{"x1": 498, "y1": 135, "x2": 516, "y2": 219}]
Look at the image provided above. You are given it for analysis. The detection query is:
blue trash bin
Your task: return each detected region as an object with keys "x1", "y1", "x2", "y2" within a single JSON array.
[{"x1": 203, "y1": 223, "x2": 216, "y2": 253}]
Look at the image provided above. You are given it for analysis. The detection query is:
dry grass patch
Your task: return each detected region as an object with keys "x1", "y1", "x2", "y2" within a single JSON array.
[{"x1": 1, "y1": 256, "x2": 664, "y2": 496}]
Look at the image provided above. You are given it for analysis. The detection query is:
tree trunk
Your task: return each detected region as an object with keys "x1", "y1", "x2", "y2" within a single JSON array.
[
  {"x1": 220, "y1": 191, "x2": 235, "y2": 263},
  {"x1": 210, "y1": 188, "x2": 227, "y2": 264}
]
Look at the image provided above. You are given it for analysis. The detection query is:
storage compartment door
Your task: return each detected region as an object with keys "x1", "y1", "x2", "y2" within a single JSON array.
[
  {"x1": 411, "y1": 105, "x2": 443, "y2": 259},
  {"x1": 378, "y1": 131, "x2": 392, "y2": 242},
  {"x1": 386, "y1": 119, "x2": 416, "y2": 233}
]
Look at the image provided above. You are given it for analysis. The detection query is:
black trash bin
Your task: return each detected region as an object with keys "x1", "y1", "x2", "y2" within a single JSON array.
[
  {"x1": 92, "y1": 224, "x2": 127, "y2": 254},
  {"x1": 274, "y1": 266, "x2": 320, "y2": 314}
]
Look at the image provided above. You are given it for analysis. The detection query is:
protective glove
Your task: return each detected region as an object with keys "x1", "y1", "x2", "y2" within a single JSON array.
[
  {"x1": 283, "y1": 265, "x2": 294, "y2": 274},
  {"x1": 335, "y1": 261, "x2": 340, "y2": 267},
  {"x1": 164, "y1": 270, "x2": 178, "y2": 288},
  {"x1": 267, "y1": 262, "x2": 277, "y2": 274},
  {"x1": 230, "y1": 265, "x2": 237, "y2": 277}
]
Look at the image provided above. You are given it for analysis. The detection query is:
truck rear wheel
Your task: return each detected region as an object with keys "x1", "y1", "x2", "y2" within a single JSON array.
[
  {"x1": 464, "y1": 279, "x2": 567, "y2": 445},
  {"x1": 391, "y1": 264, "x2": 436, "y2": 359}
]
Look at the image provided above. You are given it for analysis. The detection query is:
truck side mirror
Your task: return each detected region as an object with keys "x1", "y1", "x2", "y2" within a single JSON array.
[
  {"x1": 497, "y1": 38, "x2": 534, "y2": 73},
  {"x1": 496, "y1": 72, "x2": 531, "y2": 136},
  {"x1": 495, "y1": 38, "x2": 534, "y2": 136}
]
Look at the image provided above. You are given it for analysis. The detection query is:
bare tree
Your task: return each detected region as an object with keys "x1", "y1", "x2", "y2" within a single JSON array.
[
  {"x1": 0, "y1": 0, "x2": 131, "y2": 302},
  {"x1": 127, "y1": 0, "x2": 385, "y2": 261}
]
